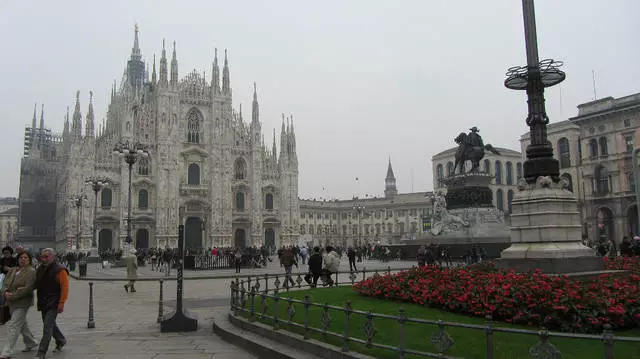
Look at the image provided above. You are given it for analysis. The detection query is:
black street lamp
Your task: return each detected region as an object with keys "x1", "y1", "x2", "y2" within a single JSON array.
[
  {"x1": 71, "y1": 194, "x2": 88, "y2": 250},
  {"x1": 85, "y1": 176, "x2": 111, "y2": 251},
  {"x1": 505, "y1": 0, "x2": 565, "y2": 183},
  {"x1": 113, "y1": 141, "x2": 149, "y2": 246},
  {"x1": 353, "y1": 204, "x2": 366, "y2": 247}
]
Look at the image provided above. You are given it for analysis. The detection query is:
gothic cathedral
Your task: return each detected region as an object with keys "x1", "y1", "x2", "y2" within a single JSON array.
[{"x1": 51, "y1": 26, "x2": 300, "y2": 252}]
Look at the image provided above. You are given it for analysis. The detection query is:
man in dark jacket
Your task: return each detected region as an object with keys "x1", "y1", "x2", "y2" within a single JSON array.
[
  {"x1": 347, "y1": 246, "x2": 357, "y2": 272},
  {"x1": 1, "y1": 246, "x2": 17, "y2": 275},
  {"x1": 34, "y1": 248, "x2": 69, "y2": 359},
  {"x1": 305, "y1": 247, "x2": 323, "y2": 288}
]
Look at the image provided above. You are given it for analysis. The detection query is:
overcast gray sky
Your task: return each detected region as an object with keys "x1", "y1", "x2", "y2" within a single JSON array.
[{"x1": 0, "y1": 0, "x2": 638, "y2": 200}]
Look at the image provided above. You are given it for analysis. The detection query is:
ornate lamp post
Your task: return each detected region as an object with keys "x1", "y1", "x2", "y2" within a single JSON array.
[
  {"x1": 633, "y1": 148, "x2": 640, "y2": 235},
  {"x1": 85, "y1": 176, "x2": 111, "y2": 253},
  {"x1": 504, "y1": 0, "x2": 565, "y2": 183},
  {"x1": 353, "y1": 204, "x2": 365, "y2": 247},
  {"x1": 71, "y1": 194, "x2": 88, "y2": 250},
  {"x1": 113, "y1": 141, "x2": 149, "y2": 246}
]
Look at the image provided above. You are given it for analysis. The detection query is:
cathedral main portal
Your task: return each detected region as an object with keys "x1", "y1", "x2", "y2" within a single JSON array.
[
  {"x1": 98, "y1": 229, "x2": 113, "y2": 251},
  {"x1": 185, "y1": 217, "x2": 203, "y2": 251},
  {"x1": 234, "y1": 228, "x2": 246, "y2": 249}
]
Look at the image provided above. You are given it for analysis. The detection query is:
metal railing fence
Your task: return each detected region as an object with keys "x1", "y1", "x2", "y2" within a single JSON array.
[{"x1": 229, "y1": 270, "x2": 640, "y2": 359}]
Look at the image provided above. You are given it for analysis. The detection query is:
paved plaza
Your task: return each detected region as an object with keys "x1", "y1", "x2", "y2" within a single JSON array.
[
  {"x1": 0, "y1": 277, "x2": 255, "y2": 359},
  {"x1": 0, "y1": 259, "x2": 413, "y2": 358}
]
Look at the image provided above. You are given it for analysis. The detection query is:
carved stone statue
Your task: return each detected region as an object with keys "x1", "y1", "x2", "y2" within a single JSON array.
[
  {"x1": 430, "y1": 187, "x2": 469, "y2": 236},
  {"x1": 453, "y1": 127, "x2": 501, "y2": 174}
]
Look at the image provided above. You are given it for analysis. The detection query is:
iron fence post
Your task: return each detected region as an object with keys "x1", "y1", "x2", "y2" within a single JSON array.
[
  {"x1": 157, "y1": 279, "x2": 164, "y2": 323},
  {"x1": 264, "y1": 273, "x2": 269, "y2": 293},
  {"x1": 602, "y1": 324, "x2": 614, "y2": 359},
  {"x1": 87, "y1": 282, "x2": 95, "y2": 329},
  {"x1": 485, "y1": 315, "x2": 494, "y2": 359},
  {"x1": 249, "y1": 287, "x2": 256, "y2": 322},
  {"x1": 342, "y1": 300, "x2": 352, "y2": 352},
  {"x1": 362, "y1": 267, "x2": 366, "y2": 282},
  {"x1": 397, "y1": 307, "x2": 406, "y2": 359},
  {"x1": 387, "y1": 265, "x2": 391, "y2": 275},
  {"x1": 273, "y1": 291, "x2": 280, "y2": 330},
  {"x1": 303, "y1": 295, "x2": 310, "y2": 340}
]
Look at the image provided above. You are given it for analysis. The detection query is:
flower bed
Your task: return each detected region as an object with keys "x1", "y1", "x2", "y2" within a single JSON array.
[
  {"x1": 605, "y1": 256, "x2": 640, "y2": 274},
  {"x1": 353, "y1": 263, "x2": 640, "y2": 333}
]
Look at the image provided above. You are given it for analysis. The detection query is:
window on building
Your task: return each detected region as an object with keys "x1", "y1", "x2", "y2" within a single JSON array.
[
  {"x1": 234, "y1": 158, "x2": 246, "y2": 180},
  {"x1": 187, "y1": 109, "x2": 200, "y2": 143},
  {"x1": 629, "y1": 172, "x2": 635, "y2": 193},
  {"x1": 624, "y1": 119, "x2": 631, "y2": 127},
  {"x1": 595, "y1": 165, "x2": 609, "y2": 194},
  {"x1": 235, "y1": 192, "x2": 245, "y2": 211},
  {"x1": 300, "y1": 225, "x2": 305, "y2": 235},
  {"x1": 516, "y1": 162, "x2": 523, "y2": 179},
  {"x1": 558, "y1": 137, "x2": 571, "y2": 168},
  {"x1": 484, "y1": 159, "x2": 491, "y2": 174},
  {"x1": 495, "y1": 161, "x2": 502, "y2": 185},
  {"x1": 188, "y1": 164, "x2": 200, "y2": 185},
  {"x1": 507, "y1": 190, "x2": 514, "y2": 213},
  {"x1": 138, "y1": 158, "x2": 151, "y2": 176},
  {"x1": 599, "y1": 137, "x2": 608, "y2": 156},
  {"x1": 588, "y1": 139, "x2": 598, "y2": 158},
  {"x1": 436, "y1": 164, "x2": 444, "y2": 187},
  {"x1": 309, "y1": 225, "x2": 314, "y2": 235},
  {"x1": 446, "y1": 162, "x2": 454, "y2": 177},
  {"x1": 138, "y1": 189, "x2": 148, "y2": 209},
  {"x1": 265, "y1": 193, "x2": 273, "y2": 210},
  {"x1": 496, "y1": 189, "x2": 504, "y2": 211},
  {"x1": 505, "y1": 161, "x2": 513, "y2": 185},
  {"x1": 100, "y1": 188, "x2": 112, "y2": 209},
  {"x1": 625, "y1": 136, "x2": 634, "y2": 153}
]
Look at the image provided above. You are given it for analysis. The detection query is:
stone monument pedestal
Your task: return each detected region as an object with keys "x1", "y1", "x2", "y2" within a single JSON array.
[
  {"x1": 496, "y1": 176, "x2": 603, "y2": 274},
  {"x1": 443, "y1": 173, "x2": 494, "y2": 210}
]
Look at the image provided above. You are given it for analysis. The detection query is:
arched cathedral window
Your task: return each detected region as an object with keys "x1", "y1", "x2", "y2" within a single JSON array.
[{"x1": 187, "y1": 109, "x2": 201, "y2": 144}]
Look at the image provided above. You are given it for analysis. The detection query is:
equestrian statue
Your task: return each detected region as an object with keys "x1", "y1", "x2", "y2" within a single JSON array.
[{"x1": 452, "y1": 127, "x2": 501, "y2": 174}]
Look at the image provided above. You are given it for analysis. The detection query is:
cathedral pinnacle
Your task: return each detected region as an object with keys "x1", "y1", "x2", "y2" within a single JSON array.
[
  {"x1": 39, "y1": 104, "x2": 44, "y2": 130},
  {"x1": 86, "y1": 91, "x2": 95, "y2": 137},
  {"x1": 384, "y1": 157, "x2": 397, "y2": 198},
  {"x1": 212, "y1": 48, "x2": 220, "y2": 94},
  {"x1": 131, "y1": 23, "x2": 141, "y2": 61},
  {"x1": 222, "y1": 49, "x2": 230, "y2": 94},
  {"x1": 170, "y1": 41, "x2": 178, "y2": 86},
  {"x1": 71, "y1": 90, "x2": 83, "y2": 138},
  {"x1": 252, "y1": 82, "x2": 259, "y2": 124},
  {"x1": 31, "y1": 102, "x2": 37, "y2": 131},
  {"x1": 152, "y1": 54, "x2": 157, "y2": 84},
  {"x1": 159, "y1": 39, "x2": 168, "y2": 86}
]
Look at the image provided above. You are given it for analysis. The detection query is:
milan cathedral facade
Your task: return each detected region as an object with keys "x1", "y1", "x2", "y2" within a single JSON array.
[{"x1": 21, "y1": 26, "x2": 300, "y2": 252}]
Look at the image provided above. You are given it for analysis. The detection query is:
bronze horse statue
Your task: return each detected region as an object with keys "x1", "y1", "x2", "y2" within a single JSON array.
[{"x1": 452, "y1": 132, "x2": 501, "y2": 174}]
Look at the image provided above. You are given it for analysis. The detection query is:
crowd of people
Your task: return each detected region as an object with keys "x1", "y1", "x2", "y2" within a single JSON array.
[{"x1": 1, "y1": 245, "x2": 69, "y2": 359}]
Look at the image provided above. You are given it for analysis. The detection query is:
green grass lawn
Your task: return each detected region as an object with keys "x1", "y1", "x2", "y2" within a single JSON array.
[{"x1": 237, "y1": 286, "x2": 640, "y2": 359}]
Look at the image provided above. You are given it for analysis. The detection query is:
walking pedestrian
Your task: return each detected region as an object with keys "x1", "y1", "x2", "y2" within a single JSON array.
[
  {"x1": 34, "y1": 248, "x2": 68, "y2": 359},
  {"x1": 0, "y1": 250, "x2": 38, "y2": 358},
  {"x1": 124, "y1": 248, "x2": 138, "y2": 293}
]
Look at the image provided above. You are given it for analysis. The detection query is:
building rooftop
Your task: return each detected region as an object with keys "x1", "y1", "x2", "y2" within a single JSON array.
[
  {"x1": 432, "y1": 146, "x2": 521, "y2": 160},
  {"x1": 571, "y1": 92, "x2": 640, "y2": 119},
  {"x1": 300, "y1": 192, "x2": 431, "y2": 209}
]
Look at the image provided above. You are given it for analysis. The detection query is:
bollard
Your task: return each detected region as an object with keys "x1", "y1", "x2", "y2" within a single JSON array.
[
  {"x1": 157, "y1": 278, "x2": 164, "y2": 323},
  {"x1": 87, "y1": 282, "x2": 95, "y2": 329}
]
